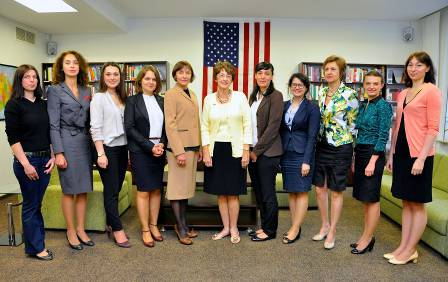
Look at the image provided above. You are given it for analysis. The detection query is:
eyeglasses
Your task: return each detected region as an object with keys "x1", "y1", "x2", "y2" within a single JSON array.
[
  {"x1": 217, "y1": 73, "x2": 232, "y2": 79},
  {"x1": 291, "y1": 83, "x2": 305, "y2": 89}
]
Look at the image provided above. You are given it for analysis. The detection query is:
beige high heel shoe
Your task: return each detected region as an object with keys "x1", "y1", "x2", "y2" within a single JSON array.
[{"x1": 388, "y1": 251, "x2": 418, "y2": 265}]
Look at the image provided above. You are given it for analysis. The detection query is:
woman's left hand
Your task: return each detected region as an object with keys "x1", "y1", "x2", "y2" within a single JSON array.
[
  {"x1": 241, "y1": 150, "x2": 250, "y2": 168},
  {"x1": 365, "y1": 162, "x2": 375, "y2": 177},
  {"x1": 301, "y1": 163, "x2": 310, "y2": 177},
  {"x1": 411, "y1": 158, "x2": 425, "y2": 175},
  {"x1": 44, "y1": 157, "x2": 55, "y2": 174}
]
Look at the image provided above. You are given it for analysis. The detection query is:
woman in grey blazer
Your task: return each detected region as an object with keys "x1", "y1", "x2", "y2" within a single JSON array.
[{"x1": 47, "y1": 50, "x2": 94, "y2": 250}]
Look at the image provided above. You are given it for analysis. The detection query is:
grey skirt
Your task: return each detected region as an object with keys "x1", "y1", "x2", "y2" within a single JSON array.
[{"x1": 58, "y1": 131, "x2": 93, "y2": 195}]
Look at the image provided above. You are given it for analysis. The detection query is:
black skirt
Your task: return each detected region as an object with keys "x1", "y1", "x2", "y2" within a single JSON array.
[
  {"x1": 391, "y1": 116, "x2": 433, "y2": 203},
  {"x1": 353, "y1": 144, "x2": 385, "y2": 202},
  {"x1": 204, "y1": 142, "x2": 247, "y2": 195},
  {"x1": 312, "y1": 140, "x2": 353, "y2": 191},
  {"x1": 130, "y1": 151, "x2": 165, "y2": 192}
]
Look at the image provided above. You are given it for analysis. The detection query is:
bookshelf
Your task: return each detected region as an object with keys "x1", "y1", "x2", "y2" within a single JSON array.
[
  {"x1": 42, "y1": 61, "x2": 170, "y2": 96},
  {"x1": 299, "y1": 61, "x2": 407, "y2": 152}
]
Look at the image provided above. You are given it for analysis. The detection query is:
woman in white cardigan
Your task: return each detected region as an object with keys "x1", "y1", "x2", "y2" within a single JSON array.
[
  {"x1": 201, "y1": 61, "x2": 252, "y2": 244},
  {"x1": 90, "y1": 62, "x2": 130, "y2": 248}
]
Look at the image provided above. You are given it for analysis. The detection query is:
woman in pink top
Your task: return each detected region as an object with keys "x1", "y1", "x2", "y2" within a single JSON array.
[{"x1": 385, "y1": 51, "x2": 442, "y2": 265}]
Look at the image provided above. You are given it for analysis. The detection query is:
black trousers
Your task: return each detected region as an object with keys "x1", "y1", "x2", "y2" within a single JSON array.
[
  {"x1": 248, "y1": 154, "x2": 280, "y2": 236},
  {"x1": 98, "y1": 145, "x2": 128, "y2": 231}
]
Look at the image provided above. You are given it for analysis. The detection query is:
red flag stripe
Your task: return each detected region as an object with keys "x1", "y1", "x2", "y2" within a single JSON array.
[
  {"x1": 264, "y1": 22, "x2": 270, "y2": 62},
  {"x1": 243, "y1": 22, "x2": 250, "y2": 96},
  {"x1": 233, "y1": 67, "x2": 239, "y2": 91},
  {"x1": 253, "y1": 22, "x2": 260, "y2": 85}
]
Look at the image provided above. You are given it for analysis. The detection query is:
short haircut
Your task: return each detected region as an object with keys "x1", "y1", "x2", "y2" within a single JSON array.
[
  {"x1": 52, "y1": 50, "x2": 88, "y2": 86},
  {"x1": 134, "y1": 65, "x2": 162, "y2": 95},
  {"x1": 213, "y1": 61, "x2": 236, "y2": 80},
  {"x1": 364, "y1": 70, "x2": 384, "y2": 84},
  {"x1": 11, "y1": 64, "x2": 44, "y2": 100},
  {"x1": 172, "y1": 60, "x2": 195, "y2": 82},
  {"x1": 323, "y1": 55, "x2": 346, "y2": 81},
  {"x1": 99, "y1": 62, "x2": 126, "y2": 103},
  {"x1": 288, "y1": 72, "x2": 310, "y2": 94},
  {"x1": 402, "y1": 51, "x2": 436, "y2": 87}
]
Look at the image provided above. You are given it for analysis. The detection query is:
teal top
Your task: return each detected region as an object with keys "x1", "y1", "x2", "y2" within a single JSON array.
[{"x1": 355, "y1": 95, "x2": 393, "y2": 155}]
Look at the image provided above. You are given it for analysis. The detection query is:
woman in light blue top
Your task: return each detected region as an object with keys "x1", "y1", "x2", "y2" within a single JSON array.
[{"x1": 90, "y1": 62, "x2": 130, "y2": 248}]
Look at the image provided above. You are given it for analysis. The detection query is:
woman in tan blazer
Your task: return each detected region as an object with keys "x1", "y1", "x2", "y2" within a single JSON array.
[
  {"x1": 247, "y1": 62, "x2": 284, "y2": 241},
  {"x1": 164, "y1": 61, "x2": 202, "y2": 245}
]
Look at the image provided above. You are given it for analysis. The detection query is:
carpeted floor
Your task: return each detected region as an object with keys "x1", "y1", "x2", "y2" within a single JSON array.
[{"x1": 0, "y1": 187, "x2": 447, "y2": 282}]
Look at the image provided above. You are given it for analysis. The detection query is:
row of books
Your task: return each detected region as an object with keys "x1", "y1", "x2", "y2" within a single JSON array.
[
  {"x1": 43, "y1": 67, "x2": 53, "y2": 82},
  {"x1": 124, "y1": 64, "x2": 167, "y2": 81},
  {"x1": 345, "y1": 66, "x2": 385, "y2": 83},
  {"x1": 301, "y1": 65, "x2": 323, "y2": 82}
]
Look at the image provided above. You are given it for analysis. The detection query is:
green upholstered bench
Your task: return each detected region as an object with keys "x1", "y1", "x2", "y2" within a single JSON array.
[
  {"x1": 380, "y1": 153, "x2": 448, "y2": 258},
  {"x1": 20, "y1": 169, "x2": 133, "y2": 232}
]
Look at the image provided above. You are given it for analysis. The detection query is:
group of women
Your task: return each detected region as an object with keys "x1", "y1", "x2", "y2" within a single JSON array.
[{"x1": 4, "y1": 50, "x2": 441, "y2": 265}]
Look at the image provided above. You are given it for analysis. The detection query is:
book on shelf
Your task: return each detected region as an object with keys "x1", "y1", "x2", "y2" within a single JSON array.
[
  {"x1": 44, "y1": 66, "x2": 53, "y2": 82},
  {"x1": 385, "y1": 87, "x2": 403, "y2": 102},
  {"x1": 387, "y1": 68, "x2": 404, "y2": 84},
  {"x1": 345, "y1": 66, "x2": 384, "y2": 83},
  {"x1": 301, "y1": 65, "x2": 323, "y2": 82}
]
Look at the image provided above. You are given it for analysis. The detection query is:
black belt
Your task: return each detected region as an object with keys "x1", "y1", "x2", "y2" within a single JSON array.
[
  {"x1": 23, "y1": 150, "x2": 51, "y2": 158},
  {"x1": 166, "y1": 146, "x2": 200, "y2": 153}
]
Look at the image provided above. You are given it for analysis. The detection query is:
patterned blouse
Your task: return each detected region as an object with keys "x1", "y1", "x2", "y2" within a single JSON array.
[
  {"x1": 318, "y1": 83, "x2": 359, "y2": 146},
  {"x1": 356, "y1": 95, "x2": 392, "y2": 155}
]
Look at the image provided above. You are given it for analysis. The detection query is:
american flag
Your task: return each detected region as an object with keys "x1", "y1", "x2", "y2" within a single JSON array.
[{"x1": 202, "y1": 21, "x2": 271, "y2": 101}]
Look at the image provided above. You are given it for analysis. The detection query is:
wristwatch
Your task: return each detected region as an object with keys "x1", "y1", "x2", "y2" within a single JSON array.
[{"x1": 97, "y1": 152, "x2": 105, "y2": 157}]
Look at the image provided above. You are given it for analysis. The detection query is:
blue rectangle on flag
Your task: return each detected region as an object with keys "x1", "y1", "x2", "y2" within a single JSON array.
[{"x1": 204, "y1": 21, "x2": 239, "y2": 67}]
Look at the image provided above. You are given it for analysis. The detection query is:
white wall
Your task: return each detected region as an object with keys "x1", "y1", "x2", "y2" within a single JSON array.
[
  {"x1": 0, "y1": 16, "x2": 48, "y2": 186},
  {"x1": 436, "y1": 7, "x2": 448, "y2": 154},
  {"x1": 51, "y1": 17, "x2": 423, "y2": 98}
]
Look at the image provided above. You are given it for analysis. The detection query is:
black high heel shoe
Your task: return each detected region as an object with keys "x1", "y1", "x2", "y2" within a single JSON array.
[
  {"x1": 66, "y1": 234, "x2": 83, "y2": 250},
  {"x1": 77, "y1": 234, "x2": 95, "y2": 247},
  {"x1": 350, "y1": 243, "x2": 358, "y2": 248},
  {"x1": 282, "y1": 227, "x2": 301, "y2": 244},
  {"x1": 351, "y1": 236, "x2": 375, "y2": 254}
]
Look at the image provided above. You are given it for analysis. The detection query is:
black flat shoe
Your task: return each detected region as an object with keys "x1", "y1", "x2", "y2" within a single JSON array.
[
  {"x1": 77, "y1": 235, "x2": 95, "y2": 247},
  {"x1": 351, "y1": 236, "x2": 375, "y2": 254},
  {"x1": 282, "y1": 227, "x2": 301, "y2": 244},
  {"x1": 251, "y1": 234, "x2": 276, "y2": 242},
  {"x1": 248, "y1": 230, "x2": 257, "y2": 237},
  {"x1": 35, "y1": 252, "x2": 54, "y2": 261},
  {"x1": 66, "y1": 234, "x2": 83, "y2": 250}
]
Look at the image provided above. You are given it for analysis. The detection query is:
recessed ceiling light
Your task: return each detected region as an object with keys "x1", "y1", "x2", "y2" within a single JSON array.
[{"x1": 14, "y1": 0, "x2": 78, "y2": 13}]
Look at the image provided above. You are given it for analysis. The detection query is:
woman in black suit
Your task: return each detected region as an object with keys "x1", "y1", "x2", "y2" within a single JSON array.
[
  {"x1": 124, "y1": 65, "x2": 166, "y2": 248},
  {"x1": 280, "y1": 73, "x2": 320, "y2": 244}
]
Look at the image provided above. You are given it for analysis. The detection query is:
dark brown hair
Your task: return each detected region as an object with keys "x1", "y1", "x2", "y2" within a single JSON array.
[
  {"x1": 323, "y1": 55, "x2": 346, "y2": 81},
  {"x1": 134, "y1": 65, "x2": 162, "y2": 95},
  {"x1": 99, "y1": 62, "x2": 126, "y2": 103},
  {"x1": 11, "y1": 64, "x2": 44, "y2": 100},
  {"x1": 364, "y1": 70, "x2": 384, "y2": 84},
  {"x1": 52, "y1": 50, "x2": 88, "y2": 86},
  {"x1": 402, "y1": 51, "x2": 436, "y2": 87},
  {"x1": 213, "y1": 61, "x2": 236, "y2": 81},
  {"x1": 288, "y1": 72, "x2": 310, "y2": 94},
  {"x1": 172, "y1": 60, "x2": 195, "y2": 82},
  {"x1": 249, "y1": 61, "x2": 275, "y2": 104}
]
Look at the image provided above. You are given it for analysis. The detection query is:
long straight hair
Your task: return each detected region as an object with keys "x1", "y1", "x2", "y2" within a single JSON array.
[
  {"x1": 99, "y1": 62, "x2": 126, "y2": 104},
  {"x1": 11, "y1": 64, "x2": 44, "y2": 100},
  {"x1": 249, "y1": 62, "x2": 275, "y2": 104}
]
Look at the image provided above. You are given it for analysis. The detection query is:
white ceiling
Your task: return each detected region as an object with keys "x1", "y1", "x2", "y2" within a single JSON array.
[{"x1": 0, "y1": 0, "x2": 447, "y2": 34}]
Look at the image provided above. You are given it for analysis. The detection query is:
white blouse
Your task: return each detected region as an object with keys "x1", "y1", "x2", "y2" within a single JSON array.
[
  {"x1": 90, "y1": 92, "x2": 126, "y2": 147},
  {"x1": 143, "y1": 94, "x2": 163, "y2": 144},
  {"x1": 250, "y1": 94, "x2": 262, "y2": 146}
]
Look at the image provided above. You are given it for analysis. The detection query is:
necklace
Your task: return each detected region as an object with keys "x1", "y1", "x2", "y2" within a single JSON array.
[
  {"x1": 405, "y1": 87, "x2": 423, "y2": 104},
  {"x1": 217, "y1": 90, "x2": 231, "y2": 104}
]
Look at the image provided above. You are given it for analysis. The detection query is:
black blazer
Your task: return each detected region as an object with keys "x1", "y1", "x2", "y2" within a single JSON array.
[
  {"x1": 124, "y1": 93, "x2": 167, "y2": 154},
  {"x1": 280, "y1": 99, "x2": 320, "y2": 165}
]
